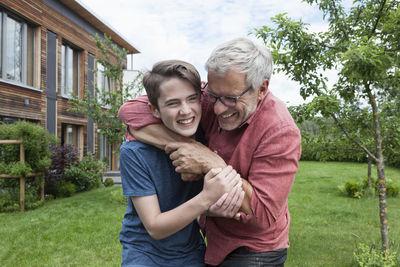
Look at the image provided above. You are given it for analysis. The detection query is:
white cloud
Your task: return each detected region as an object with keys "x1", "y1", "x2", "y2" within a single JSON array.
[{"x1": 79, "y1": 0, "x2": 330, "y2": 106}]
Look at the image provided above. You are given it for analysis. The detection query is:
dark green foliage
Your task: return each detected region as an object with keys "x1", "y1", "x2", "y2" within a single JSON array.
[
  {"x1": 56, "y1": 182, "x2": 76, "y2": 198},
  {"x1": 0, "y1": 121, "x2": 56, "y2": 173},
  {"x1": 0, "y1": 122, "x2": 56, "y2": 212},
  {"x1": 45, "y1": 144, "x2": 78, "y2": 197},
  {"x1": 63, "y1": 154, "x2": 106, "y2": 192},
  {"x1": 103, "y1": 178, "x2": 114, "y2": 187}
]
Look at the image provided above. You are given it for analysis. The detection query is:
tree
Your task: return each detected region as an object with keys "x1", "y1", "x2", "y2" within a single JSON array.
[
  {"x1": 254, "y1": 0, "x2": 400, "y2": 256},
  {"x1": 69, "y1": 34, "x2": 144, "y2": 146}
]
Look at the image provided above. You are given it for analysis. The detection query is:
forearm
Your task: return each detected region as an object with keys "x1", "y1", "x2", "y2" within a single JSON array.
[
  {"x1": 141, "y1": 192, "x2": 212, "y2": 240},
  {"x1": 130, "y1": 124, "x2": 192, "y2": 150}
]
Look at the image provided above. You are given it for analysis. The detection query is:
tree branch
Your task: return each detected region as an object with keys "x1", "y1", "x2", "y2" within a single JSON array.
[
  {"x1": 330, "y1": 114, "x2": 378, "y2": 162},
  {"x1": 368, "y1": 0, "x2": 387, "y2": 39}
]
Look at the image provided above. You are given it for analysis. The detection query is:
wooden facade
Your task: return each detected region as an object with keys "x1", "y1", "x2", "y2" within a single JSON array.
[{"x1": 0, "y1": 0, "x2": 139, "y2": 170}]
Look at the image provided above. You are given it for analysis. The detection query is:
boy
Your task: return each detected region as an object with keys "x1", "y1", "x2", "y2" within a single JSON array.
[{"x1": 119, "y1": 60, "x2": 242, "y2": 266}]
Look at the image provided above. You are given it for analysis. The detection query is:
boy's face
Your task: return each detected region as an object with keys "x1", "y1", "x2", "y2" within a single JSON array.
[{"x1": 149, "y1": 77, "x2": 201, "y2": 138}]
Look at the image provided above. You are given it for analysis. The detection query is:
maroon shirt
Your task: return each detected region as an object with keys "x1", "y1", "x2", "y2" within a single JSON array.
[{"x1": 118, "y1": 91, "x2": 301, "y2": 265}]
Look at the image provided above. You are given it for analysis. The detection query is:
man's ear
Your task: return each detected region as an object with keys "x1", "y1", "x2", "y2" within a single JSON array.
[
  {"x1": 148, "y1": 103, "x2": 161, "y2": 118},
  {"x1": 258, "y1": 79, "x2": 269, "y2": 100}
]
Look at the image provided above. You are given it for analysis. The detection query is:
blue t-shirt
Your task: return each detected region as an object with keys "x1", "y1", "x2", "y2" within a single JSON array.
[{"x1": 119, "y1": 141, "x2": 205, "y2": 267}]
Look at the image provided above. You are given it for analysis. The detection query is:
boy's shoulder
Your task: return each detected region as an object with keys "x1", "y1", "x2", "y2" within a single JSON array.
[{"x1": 120, "y1": 141, "x2": 162, "y2": 156}]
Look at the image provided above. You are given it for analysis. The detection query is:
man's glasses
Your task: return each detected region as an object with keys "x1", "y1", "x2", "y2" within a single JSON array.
[{"x1": 201, "y1": 82, "x2": 252, "y2": 108}]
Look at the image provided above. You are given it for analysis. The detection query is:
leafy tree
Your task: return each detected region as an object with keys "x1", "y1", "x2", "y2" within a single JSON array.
[
  {"x1": 68, "y1": 34, "x2": 144, "y2": 146},
  {"x1": 254, "y1": 0, "x2": 400, "y2": 256}
]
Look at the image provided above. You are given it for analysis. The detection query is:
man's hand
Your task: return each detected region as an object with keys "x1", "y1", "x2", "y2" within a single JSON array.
[
  {"x1": 207, "y1": 181, "x2": 245, "y2": 220},
  {"x1": 165, "y1": 141, "x2": 226, "y2": 174}
]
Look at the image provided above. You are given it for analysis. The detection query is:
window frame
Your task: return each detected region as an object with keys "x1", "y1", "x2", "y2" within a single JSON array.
[
  {"x1": 0, "y1": 9, "x2": 36, "y2": 87},
  {"x1": 60, "y1": 41, "x2": 81, "y2": 98}
]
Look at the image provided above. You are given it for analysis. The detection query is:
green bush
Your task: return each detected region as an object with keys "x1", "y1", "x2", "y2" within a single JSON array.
[
  {"x1": 0, "y1": 122, "x2": 57, "y2": 212},
  {"x1": 354, "y1": 243, "x2": 399, "y2": 267},
  {"x1": 63, "y1": 154, "x2": 106, "y2": 192},
  {"x1": 340, "y1": 177, "x2": 399, "y2": 199},
  {"x1": 104, "y1": 178, "x2": 114, "y2": 187},
  {"x1": 56, "y1": 182, "x2": 76, "y2": 198}
]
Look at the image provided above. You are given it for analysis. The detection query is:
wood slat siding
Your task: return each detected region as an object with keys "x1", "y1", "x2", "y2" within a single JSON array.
[{"x1": 0, "y1": 0, "x2": 125, "y2": 169}]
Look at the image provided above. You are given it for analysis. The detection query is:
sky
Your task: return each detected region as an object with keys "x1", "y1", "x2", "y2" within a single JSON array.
[{"x1": 78, "y1": 0, "x2": 331, "y2": 106}]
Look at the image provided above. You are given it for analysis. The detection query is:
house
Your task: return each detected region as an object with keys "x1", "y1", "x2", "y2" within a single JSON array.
[{"x1": 0, "y1": 0, "x2": 139, "y2": 170}]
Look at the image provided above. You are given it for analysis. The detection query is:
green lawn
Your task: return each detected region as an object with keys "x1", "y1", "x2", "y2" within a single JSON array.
[{"x1": 0, "y1": 161, "x2": 399, "y2": 266}]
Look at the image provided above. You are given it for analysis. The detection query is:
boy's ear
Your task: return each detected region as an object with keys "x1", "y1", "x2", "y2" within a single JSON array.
[{"x1": 148, "y1": 103, "x2": 161, "y2": 118}]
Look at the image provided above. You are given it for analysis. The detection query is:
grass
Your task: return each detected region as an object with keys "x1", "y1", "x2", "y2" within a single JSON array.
[
  {"x1": 287, "y1": 161, "x2": 400, "y2": 266},
  {"x1": 0, "y1": 186, "x2": 126, "y2": 266},
  {"x1": 0, "y1": 161, "x2": 399, "y2": 266}
]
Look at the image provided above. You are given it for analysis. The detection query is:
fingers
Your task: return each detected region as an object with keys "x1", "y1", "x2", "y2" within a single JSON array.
[
  {"x1": 211, "y1": 193, "x2": 228, "y2": 209},
  {"x1": 220, "y1": 182, "x2": 243, "y2": 213},
  {"x1": 165, "y1": 142, "x2": 181, "y2": 154},
  {"x1": 204, "y1": 168, "x2": 222, "y2": 180}
]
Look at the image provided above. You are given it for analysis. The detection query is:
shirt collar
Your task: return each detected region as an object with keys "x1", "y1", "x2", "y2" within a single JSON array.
[{"x1": 238, "y1": 90, "x2": 271, "y2": 128}]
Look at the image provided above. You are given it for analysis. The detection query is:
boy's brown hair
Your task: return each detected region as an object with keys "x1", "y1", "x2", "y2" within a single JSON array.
[{"x1": 143, "y1": 60, "x2": 201, "y2": 108}]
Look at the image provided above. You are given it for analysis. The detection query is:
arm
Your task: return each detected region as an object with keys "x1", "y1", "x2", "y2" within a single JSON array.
[
  {"x1": 132, "y1": 166, "x2": 241, "y2": 240},
  {"x1": 239, "y1": 125, "x2": 301, "y2": 227},
  {"x1": 119, "y1": 96, "x2": 188, "y2": 147},
  {"x1": 166, "y1": 141, "x2": 253, "y2": 215}
]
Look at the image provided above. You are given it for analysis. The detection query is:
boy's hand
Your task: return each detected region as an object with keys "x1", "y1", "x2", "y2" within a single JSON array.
[
  {"x1": 202, "y1": 166, "x2": 240, "y2": 204},
  {"x1": 208, "y1": 182, "x2": 244, "y2": 220}
]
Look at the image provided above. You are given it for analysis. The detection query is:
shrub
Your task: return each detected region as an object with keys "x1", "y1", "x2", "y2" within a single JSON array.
[
  {"x1": 63, "y1": 154, "x2": 105, "y2": 192},
  {"x1": 340, "y1": 177, "x2": 399, "y2": 198},
  {"x1": 0, "y1": 122, "x2": 56, "y2": 211},
  {"x1": 104, "y1": 178, "x2": 114, "y2": 187},
  {"x1": 45, "y1": 144, "x2": 78, "y2": 196},
  {"x1": 354, "y1": 242, "x2": 399, "y2": 267},
  {"x1": 56, "y1": 182, "x2": 76, "y2": 198}
]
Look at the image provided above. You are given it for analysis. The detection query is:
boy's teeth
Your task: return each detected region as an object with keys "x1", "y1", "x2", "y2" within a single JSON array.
[{"x1": 179, "y1": 118, "x2": 193, "y2": 124}]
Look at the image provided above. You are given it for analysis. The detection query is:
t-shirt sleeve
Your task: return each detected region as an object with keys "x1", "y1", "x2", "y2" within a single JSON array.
[
  {"x1": 119, "y1": 143, "x2": 157, "y2": 197},
  {"x1": 118, "y1": 96, "x2": 162, "y2": 141}
]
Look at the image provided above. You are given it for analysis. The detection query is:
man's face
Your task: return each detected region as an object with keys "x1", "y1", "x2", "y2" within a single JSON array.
[
  {"x1": 207, "y1": 70, "x2": 259, "y2": 131},
  {"x1": 150, "y1": 77, "x2": 201, "y2": 137}
]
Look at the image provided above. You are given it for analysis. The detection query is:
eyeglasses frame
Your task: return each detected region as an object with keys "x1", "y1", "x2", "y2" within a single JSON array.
[{"x1": 201, "y1": 82, "x2": 252, "y2": 108}]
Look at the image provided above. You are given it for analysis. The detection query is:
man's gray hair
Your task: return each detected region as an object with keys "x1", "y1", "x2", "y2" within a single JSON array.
[{"x1": 205, "y1": 37, "x2": 273, "y2": 90}]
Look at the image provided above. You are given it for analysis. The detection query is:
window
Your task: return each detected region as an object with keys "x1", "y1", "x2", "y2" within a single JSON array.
[
  {"x1": 61, "y1": 43, "x2": 80, "y2": 97},
  {"x1": 97, "y1": 132, "x2": 112, "y2": 169},
  {"x1": 96, "y1": 62, "x2": 110, "y2": 104},
  {"x1": 62, "y1": 123, "x2": 82, "y2": 157},
  {"x1": 0, "y1": 10, "x2": 35, "y2": 86}
]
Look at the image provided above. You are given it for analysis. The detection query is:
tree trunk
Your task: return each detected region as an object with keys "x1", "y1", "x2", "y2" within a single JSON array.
[
  {"x1": 367, "y1": 88, "x2": 390, "y2": 256},
  {"x1": 367, "y1": 155, "x2": 372, "y2": 189}
]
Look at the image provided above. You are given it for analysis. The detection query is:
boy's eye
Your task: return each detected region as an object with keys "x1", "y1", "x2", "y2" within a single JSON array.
[
  {"x1": 166, "y1": 101, "x2": 179, "y2": 106},
  {"x1": 188, "y1": 95, "x2": 199, "y2": 102}
]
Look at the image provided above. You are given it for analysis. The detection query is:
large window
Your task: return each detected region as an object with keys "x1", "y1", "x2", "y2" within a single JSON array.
[
  {"x1": 96, "y1": 62, "x2": 110, "y2": 104},
  {"x1": 0, "y1": 10, "x2": 35, "y2": 86},
  {"x1": 61, "y1": 42, "x2": 80, "y2": 97}
]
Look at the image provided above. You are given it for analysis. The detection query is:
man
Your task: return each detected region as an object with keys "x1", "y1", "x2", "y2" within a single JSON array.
[{"x1": 119, "y1": 38, "x2": 301, "y2": 266}]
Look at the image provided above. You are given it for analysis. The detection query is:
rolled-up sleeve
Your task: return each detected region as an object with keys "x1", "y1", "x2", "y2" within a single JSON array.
[{"x1": 118, "y1": 96, "x2": 162, "y2": 141}]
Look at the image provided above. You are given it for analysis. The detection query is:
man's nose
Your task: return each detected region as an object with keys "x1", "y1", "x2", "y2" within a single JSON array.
[{"x1": 213, "y1": 99, "x2": 229, "y2": 115}]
